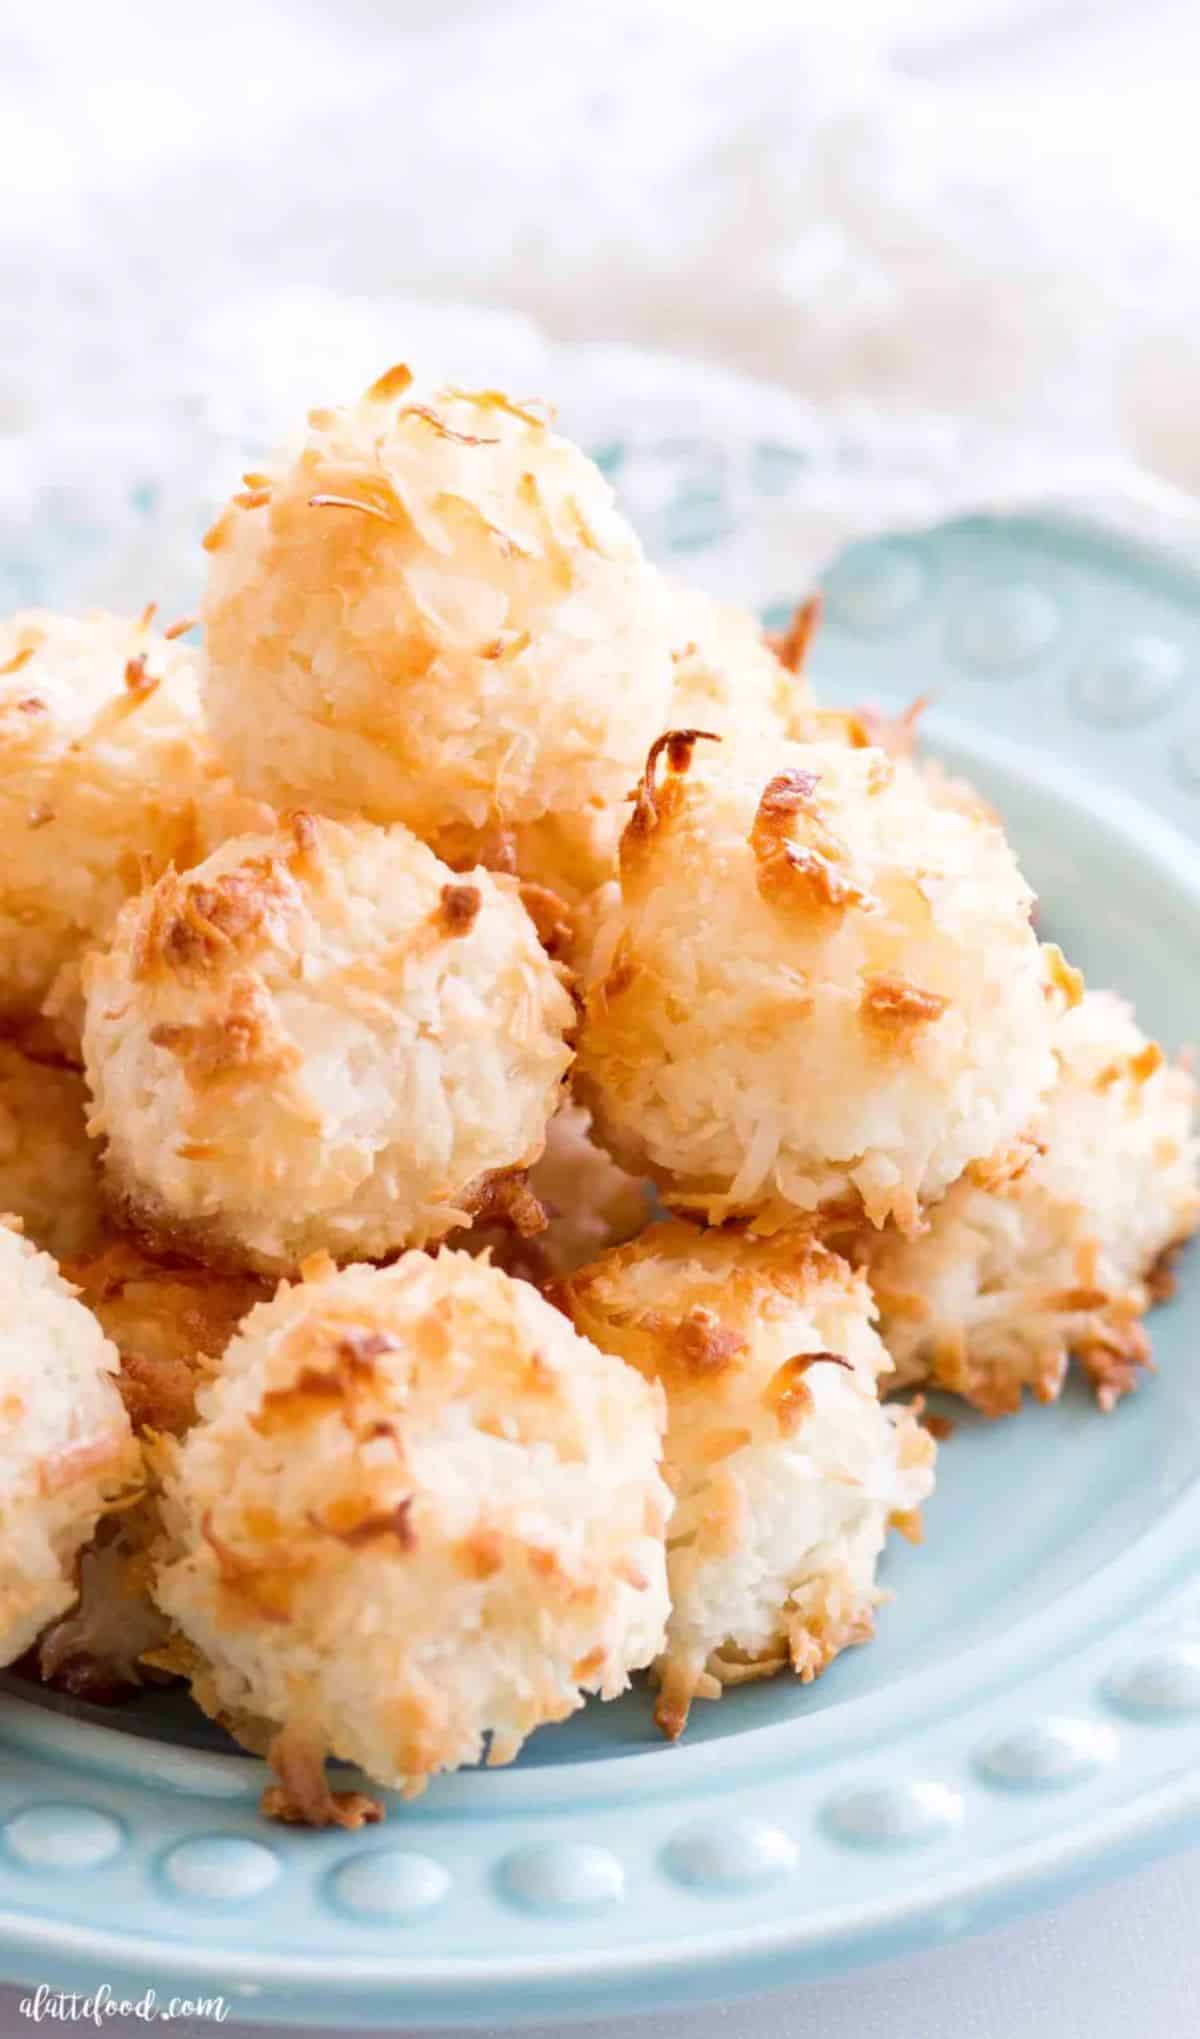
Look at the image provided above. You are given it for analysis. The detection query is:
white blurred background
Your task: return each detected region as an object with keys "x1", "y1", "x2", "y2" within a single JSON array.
[{"x1": 4, "y1": 0, "x2": 1200, "y2": 606}]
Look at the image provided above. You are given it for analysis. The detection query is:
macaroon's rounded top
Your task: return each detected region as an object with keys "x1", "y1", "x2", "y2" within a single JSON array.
[
  {"x1": 82, "y1": 812, "x2": 576, "y2": 1273},
  {"x1": 201, "y1": 367, "x2": 677, "y2": 889},
  {"x1": 576, "y1": 730, "x2": 1053, "y2": 1229}
]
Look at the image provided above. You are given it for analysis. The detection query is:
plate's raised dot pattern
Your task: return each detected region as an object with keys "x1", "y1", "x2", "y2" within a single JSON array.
[
  {"x1": 161, "y1": 1834, "x2": 280, "y2": 1902},
  {"x1": 974, "y1": 1716, "x2": 1119, "y2": 1790},
  {"x1": 662, "y1": 1817, "x2": 798, "y2": 1892},
  {"x1": 3, "y1": 1804, "x2": 124, "y2": 1871},
  {"x1": 947, "y1": 583, "x2": 1060, "y2": 673},
  {"x1": 329, "y1": 1849, "x2": 451, "y2": 1920},
  {"x1": 1105, "y1": 1642, "x2": 1200, "y2": 1718},
  {"x1": 1070, "y1": 635, "x2": 1185, "y2": 725},
  {"x1": 824, "y1": 542, "x2": 926, "y2": 633},
  {"x1": 823, "y1": 1780, "x2": 964, "y2": 1849},
  {"x1": 498, "y1": 1841, "x2": 625, "y2": 1913}
]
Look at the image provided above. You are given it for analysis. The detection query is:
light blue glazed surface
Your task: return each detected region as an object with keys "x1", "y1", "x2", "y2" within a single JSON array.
[{"x1": 1, "y1": 505, "x2": 1199, "y2": 2027}]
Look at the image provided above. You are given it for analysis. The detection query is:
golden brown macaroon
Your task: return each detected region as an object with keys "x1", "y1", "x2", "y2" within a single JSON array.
[
  {"x1": 0, "y1": 1042, "x2": 105, "y2": 1259},
  {"x1": 668, "y1": 588, "x2": 816, "y2": 739},
  {"x1": 81, "y1": 813, "x2": 576, "y2": 1276},
  {"x1": 201, "y1": 368, "x2": 677, "y2": 903},
  {"x1": 859, "y1": 984, "x2": 1200, "y2": 1415},
  {"x1": 0, "y1": 1221, "x2": 137, "y2": 1669},
  {"x1": 575, "y1": 730, "x2": 1054, "y2": 1233},
  {"x1": 555, "y1": 1218, "x2": 935, "y2": 1737},
  {"x1": 0, "y1": 608, "x2": 270, "y2": 1051},
  {"x1": 459, "y1": 1101, "x2": 650, "y2": 1284},
  {"x1": 154, "y1": 1250, "x2": 671, "y2": 1825},
  {"x1": 35, "y1": 1240, "x2": 267, "y2": 1701},
  {"x1": 72, "y1": 1241, "x2": 268, "y2": 1441}
]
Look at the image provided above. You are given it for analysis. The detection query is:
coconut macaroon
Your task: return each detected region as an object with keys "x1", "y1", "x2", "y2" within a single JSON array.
[
  {"x1": 82, "y1": 813, "x2": 576, "y2": 1276},
  {"x1": 153, "y1": 1250, "x2": 671, "y2": 1824},
  {"x1": 0, "y1": 608, "x2": 269, "y2": 1048},
  {"x1": 70, "y1": 1242, "x2": 268, "y2": 1444},
  {"x1": 668, "y1": 589, "x2": 816, "y2": 739},
  {"x1": 814, "y1": 692, "x2": 996, "y2": 828},
  {"x1": 0, "y1": 1222, "x2": 137, "y2": 1669},
  {"x1": 460, "y1": 1100, "x2": 650, "y2": 1284},
  {"x1": 35, "y1": 1242, "x2": 266, "y2": 1699},
  {"x1": 861, "y1": 985, "x2": 1200, "y2": 1416},
  {"x1": 575, "y1": 731, "x2": 1053, "y2": 1232},
  {"x1": 201, "y1": 367, "x2": 676, "y2": 901},
  {"x1": 688, "y1": 590, "x2": 932, "y2": 763},
  {"x1": 554, "y1": 1219, "x2": 935, "y2": 1737},
  {"x1": 0, "y1": 1042, "x2": 105, "y2": 1260}
]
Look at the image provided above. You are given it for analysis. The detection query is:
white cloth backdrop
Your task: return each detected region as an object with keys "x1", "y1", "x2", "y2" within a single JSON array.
[
  {"x1": 5, "y1": 0, "x2": 1200, "y2": 613},
  {"x1": 3, "y1": 2, "x2": 1200, "y2": 2032}
]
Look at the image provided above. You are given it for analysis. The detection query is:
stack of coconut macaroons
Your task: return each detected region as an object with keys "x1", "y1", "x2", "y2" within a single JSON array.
[{"x1": 0, "y1": 367, "x2": 1195, "y2": 1826}]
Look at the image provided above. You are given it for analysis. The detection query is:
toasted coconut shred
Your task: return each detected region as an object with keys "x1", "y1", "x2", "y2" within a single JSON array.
[
  {"x1": 555, "y1": 1219, "x2": 935, "y2": 1736},
  {"x1": 81, "y1": 813, "x2": 575, "y2": 1275},
  {"x1": 153, "y1": 1251, "x2": 670, "y2": 1821},
  {"x1": 575, "y1": 732, "x2": 1054, "y2": 1232},
  {"x1": 861, "y1": 988, "x2": 1200, "y2": 1415},
  {"x1": 0, "y1": 1221, "x2": 137, "y2": 1669}
]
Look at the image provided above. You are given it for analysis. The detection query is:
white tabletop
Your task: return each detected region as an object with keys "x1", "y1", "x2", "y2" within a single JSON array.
[{"x1": 2, "y1": 1841, "x2": 1197, "y2": 2039}]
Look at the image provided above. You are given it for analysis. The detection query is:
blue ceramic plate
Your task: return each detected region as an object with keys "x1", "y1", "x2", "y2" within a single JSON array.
[{"x1": 2, "y1": 502, "x2": 1200, "y2": 2029}]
